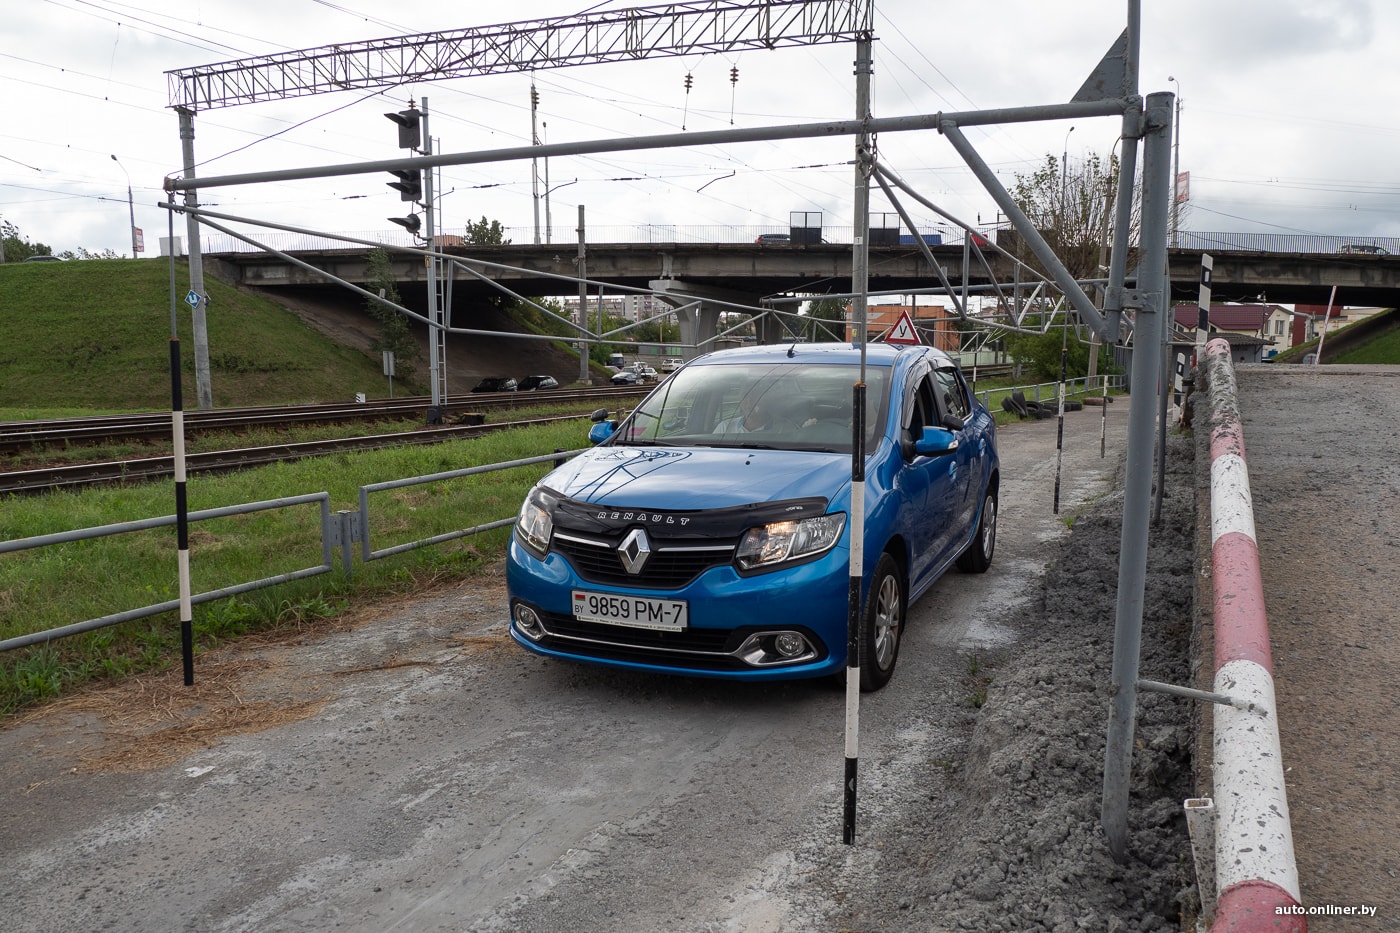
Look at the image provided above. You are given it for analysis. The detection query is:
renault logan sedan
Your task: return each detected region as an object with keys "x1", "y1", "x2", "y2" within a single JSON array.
[{"x1": 507, "y1": 342, "x2": 999, "y2": 691}]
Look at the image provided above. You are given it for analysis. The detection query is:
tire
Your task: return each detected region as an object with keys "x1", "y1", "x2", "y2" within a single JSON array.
[
  {"x1": 956, "y1": 487, "x2": 998, "y2": 574},
  {"x1": 860, "y1": 552, "x2": 906, "y2": 692}
]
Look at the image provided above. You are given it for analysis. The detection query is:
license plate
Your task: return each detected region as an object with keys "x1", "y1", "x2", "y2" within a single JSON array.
[{"x1": 572, "y1": 590, "x2": 688, "y2": 631}]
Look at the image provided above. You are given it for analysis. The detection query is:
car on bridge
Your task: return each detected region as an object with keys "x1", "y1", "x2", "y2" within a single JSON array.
[
  {"x1": 506, "y1": 341, "x2": 1000, "y2": 691},
  {"x1": 1340, "y1": 243, "x2": 1389, "y2": 255},
  {"x1": 755, "y1": 233, "x2": 790, "y2": 244}
]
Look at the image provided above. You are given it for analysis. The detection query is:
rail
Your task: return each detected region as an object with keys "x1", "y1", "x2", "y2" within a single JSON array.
[{"x1": 0, "y1": 493, "x2": 335, "y2": 653}]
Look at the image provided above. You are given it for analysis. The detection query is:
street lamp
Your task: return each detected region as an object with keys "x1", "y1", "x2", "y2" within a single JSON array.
[
  {"x1": 1168, "y1": 76, "x2": 1182, "y2": 248},
  {"x1": 110, "y1": 154, "x2": 138, "y2": 258},
  {"x1": 1060, "y1": 125, "x2": 1075, "y2": 237}
]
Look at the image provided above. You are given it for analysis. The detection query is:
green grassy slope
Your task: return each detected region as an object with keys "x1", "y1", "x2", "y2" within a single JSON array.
[{"x1": 0, "y1": 258, "x2": 387, "y2": 414}]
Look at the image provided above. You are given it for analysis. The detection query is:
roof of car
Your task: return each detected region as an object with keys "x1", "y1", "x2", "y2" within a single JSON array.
[{"x1": 688, "y1": 340, "x2": 952, "y2": 368}]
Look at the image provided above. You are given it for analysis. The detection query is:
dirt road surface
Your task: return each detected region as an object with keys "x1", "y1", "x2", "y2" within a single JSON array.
[{"x1": 2, "y1": 397, "x2": 1204, "y2": 932}]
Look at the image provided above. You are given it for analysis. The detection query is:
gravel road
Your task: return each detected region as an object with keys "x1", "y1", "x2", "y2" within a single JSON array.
[{"x1": 0, "y1": 396, "x2": 1205, "y2": 932}]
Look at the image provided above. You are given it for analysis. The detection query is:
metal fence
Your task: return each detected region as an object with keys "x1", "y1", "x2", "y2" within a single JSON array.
[
  {"x1": 0, "y1": 493, "x2": 335, "y2": 653},
  {"x1": 0, "y1": 451, "x2": 583, "y2": 654}
]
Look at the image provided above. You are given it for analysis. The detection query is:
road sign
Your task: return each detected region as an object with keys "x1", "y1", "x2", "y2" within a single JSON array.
[
  {"x1": 185, "y1": 290, "x2": 201, "y2": 308},
  {"x1": 883, "y1": 310, "x2": 921, "y2": 345}
]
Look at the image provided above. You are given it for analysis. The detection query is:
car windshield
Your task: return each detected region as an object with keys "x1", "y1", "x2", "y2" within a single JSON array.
[{"x1": 613, "y1": 361, "x2": 890, "y2": 454}]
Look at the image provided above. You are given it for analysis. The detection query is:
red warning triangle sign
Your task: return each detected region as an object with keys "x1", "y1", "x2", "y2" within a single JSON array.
[{"x1": 883, "y1": 310, "x2": 922, "y2": 345}]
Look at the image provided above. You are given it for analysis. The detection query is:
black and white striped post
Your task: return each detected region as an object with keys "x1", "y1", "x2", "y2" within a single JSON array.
[
  {"x1": 167, "y1": 196, "x2": 195, "y2": 686},
  {"x1": 843, "y1": 23, "x2": 874, "y2": 846},
  {"x1": 843, "y1": 381, "x2": 866, "y2": 844}
]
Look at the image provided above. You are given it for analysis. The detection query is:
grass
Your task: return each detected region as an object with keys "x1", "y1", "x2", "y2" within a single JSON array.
[
  {"x1": 0, "y1": 258, "x2": 395, "y2": 410},
  {"x1": 0, "y1": 417, "x2": 589, "y2": 719},
  {"x1": 1333, "y1": 323, "x2": 1400, "y2": 364}
]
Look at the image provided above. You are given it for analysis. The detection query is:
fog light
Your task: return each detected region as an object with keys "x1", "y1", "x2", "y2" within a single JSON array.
[
  {"x1": 773, "y1": 632, "x2": 807, "y2": 658},
  {"x1": 513, "y1": 603, "x2": 546, "y2": 641}
]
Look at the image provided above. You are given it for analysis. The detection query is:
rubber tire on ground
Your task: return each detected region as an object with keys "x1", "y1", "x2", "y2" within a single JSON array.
[
  {"x1": 956, "y1": 487, "x2": 998, "y2": 574},
  {"x1": 860, "y1": 552, "x2": 906, "y2": 692}
]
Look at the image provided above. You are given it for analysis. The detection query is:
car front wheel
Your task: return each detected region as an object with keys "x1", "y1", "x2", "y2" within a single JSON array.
[
  {"x1": 860, "y1": 552, "x2": 905, "y2": 692},
  {"x1": 956, "y1": 487, "x2": 997, "y2": 573}
]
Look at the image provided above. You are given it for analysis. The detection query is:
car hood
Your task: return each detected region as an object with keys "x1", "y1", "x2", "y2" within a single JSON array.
[{"x1": 543, "y1": 446, "x2": 854, "y2": 510}]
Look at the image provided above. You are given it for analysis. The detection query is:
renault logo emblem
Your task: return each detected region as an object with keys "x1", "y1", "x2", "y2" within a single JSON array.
[{"x1": 618, "y1": 528, "x2": 651, "y2": 574}]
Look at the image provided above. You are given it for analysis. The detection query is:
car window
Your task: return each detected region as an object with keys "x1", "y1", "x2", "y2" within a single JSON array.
[
  {"x1": 933, "y1": 367, "x2": 971, "y2": 421},
  {"x1": 618, "y1": 361, "x2": 889, "y2": 453}
]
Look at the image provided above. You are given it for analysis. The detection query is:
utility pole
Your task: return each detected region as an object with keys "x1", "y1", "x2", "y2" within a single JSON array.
[
  {"x1": 176, "y1": 108, "x2": 214, "y2": 410},
  {"x1": 531, "y1": 84, "x2": 542, "y2": 245},
  {"x1": 111, "y1": 154, "x2": 139, "y2": 258},
  {"x1": 1169, "y1": 76, "x2": 1181, "y2": 248},
  {"x1": 577, "y1": 206, "x2": 590, "y2": 384}
]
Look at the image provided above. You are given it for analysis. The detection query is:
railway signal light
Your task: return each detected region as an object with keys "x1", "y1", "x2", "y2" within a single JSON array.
[
  {"x1": 387, "y1": 168, "x2": 423, "y2": 202},
  {"x1": 385, "y1": 106, "x2": 422, "y2": 150},
  {"x1": 388, "y1": 214, "x2": 421, "y2": 235}
]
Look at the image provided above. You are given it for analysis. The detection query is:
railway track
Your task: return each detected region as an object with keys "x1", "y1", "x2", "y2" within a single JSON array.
[
  {"x1": 0, "y1": 386, "x2": 646, "y2": 455},
  {"x1": 0, "y1": 414, "x2": 597, "y2": 496}
]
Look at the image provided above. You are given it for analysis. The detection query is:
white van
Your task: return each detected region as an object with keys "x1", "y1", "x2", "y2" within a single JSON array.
[{"x1": 660, "y1": 357, "x2": 683, "y2": 372}]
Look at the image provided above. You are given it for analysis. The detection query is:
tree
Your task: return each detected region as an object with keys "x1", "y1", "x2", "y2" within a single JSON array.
[
  {"x1": 1, "y1": 220, "x2": 54, "y2": 263},
  {"x1": 804, "y1": 297, "x2": 848, "y2": 341},
  {"x1": 363, "y1": 248, "x2": 419, "y2": 384},
  {"x1": 465, "y1": 216, "x2": 509, "y2": 245},
  {"x1": 1007, "y1": 150, "x2": 1135, "y2": 281}
]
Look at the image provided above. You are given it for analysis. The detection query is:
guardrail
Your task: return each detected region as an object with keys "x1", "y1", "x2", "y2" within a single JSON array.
[
  {"x1": 0, "y1": 451, "x2": 586, "y2": 654},
  {"x1": 0, "y1": 494, "x2": 335, "y2": 653}
]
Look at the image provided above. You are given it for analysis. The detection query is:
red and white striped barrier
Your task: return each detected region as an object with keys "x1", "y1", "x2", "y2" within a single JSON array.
[{"x1": 1203, "y1": 338, "x2": 1304, "y2": 932}]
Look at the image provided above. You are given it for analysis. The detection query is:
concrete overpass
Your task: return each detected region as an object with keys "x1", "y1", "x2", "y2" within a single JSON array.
[{"x1": 211, "y1": 241, "x2": 1400, "y2": 309}]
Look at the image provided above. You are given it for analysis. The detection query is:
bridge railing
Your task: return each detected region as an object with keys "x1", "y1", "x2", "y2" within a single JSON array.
[{"x1": 193, "y1": 227, "x2": 1399, "y2": 257}]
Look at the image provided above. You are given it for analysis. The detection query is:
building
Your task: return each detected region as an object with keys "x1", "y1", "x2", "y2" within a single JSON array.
[{"x1": 846, "y1": 303, "x2": 960, "y2": 351}]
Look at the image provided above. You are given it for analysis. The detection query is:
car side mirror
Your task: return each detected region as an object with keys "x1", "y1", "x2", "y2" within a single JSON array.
[
  {"x1": 588, "y1": 420, "x2": 616, "y2": 444},
  {"x1": 914, "y1": 426, "x2": 959, "y2": 457}
]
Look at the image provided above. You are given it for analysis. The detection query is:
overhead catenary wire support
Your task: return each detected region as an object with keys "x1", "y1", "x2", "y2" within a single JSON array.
[{"x1": 166, "y1": 1, "x2": 874, "y2": 110}]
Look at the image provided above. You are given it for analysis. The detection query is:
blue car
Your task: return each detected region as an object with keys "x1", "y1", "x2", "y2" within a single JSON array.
[{"x1": 507, "y1": 342, "x2": 999, "y2": 690}]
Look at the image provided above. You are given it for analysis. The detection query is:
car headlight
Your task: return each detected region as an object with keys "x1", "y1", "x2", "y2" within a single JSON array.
[
  {"x1": 516, "y1": 487, "x2": 557, "y2": 557},
  {"x1": 735, "y1": 513, "x2": 846, "y2": 571}
]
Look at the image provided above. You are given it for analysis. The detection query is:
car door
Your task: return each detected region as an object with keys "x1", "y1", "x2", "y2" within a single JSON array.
[
  {"x1": 932, "y1": 366, "x2": 981, "y2": 537},
  {"x1": 897, "y1": 365, "x2": 962, "y2": 590}
]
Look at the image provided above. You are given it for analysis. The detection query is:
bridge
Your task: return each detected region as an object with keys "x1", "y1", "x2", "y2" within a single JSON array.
[{"x1": 205, "y1": 228, "x2": 1400, "y2": 310}]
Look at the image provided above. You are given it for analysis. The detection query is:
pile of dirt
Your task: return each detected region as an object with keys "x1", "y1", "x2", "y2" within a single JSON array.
[{"x1": 827, "y1": 431, "x2": 1198, "y2": 931}]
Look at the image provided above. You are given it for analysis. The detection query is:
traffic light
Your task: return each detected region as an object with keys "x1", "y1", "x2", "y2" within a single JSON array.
[
  {"x1": 388, "y1": 214, "x2": 421, "y2": 235},
  {"x1": 384, "y1": 107, "x2": 422, "y2": 150},
  {"x1": 387, "y1": 168, "x2": 422, "y2": 202}
]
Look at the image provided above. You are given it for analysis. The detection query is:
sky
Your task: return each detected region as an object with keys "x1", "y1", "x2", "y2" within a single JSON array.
[{"x1": 3, "y1": 0, "x2": 1398, "y2": 258}]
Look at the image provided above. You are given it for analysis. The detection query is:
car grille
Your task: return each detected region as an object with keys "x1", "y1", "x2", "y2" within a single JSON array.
[{"x1": 551, "y1": 534, "x2": 735, "y2": 589}]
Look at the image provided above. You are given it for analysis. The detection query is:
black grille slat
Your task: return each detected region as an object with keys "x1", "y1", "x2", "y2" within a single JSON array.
[
  {"x1": 552, "y1": 536, "x2": 731, "y2": 588},
  {"x1": 537, "y1": 610, "x2": 749, "y2": 672}
]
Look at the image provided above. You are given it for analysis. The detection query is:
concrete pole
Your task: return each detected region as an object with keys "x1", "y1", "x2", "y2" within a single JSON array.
[
  {"x1": 176, "y1": 108, "x2": 213, "y2": 410},
  {"x1": 421, "y1": 98, "x2": 444, "y2": 420},
  {"x1": 1101, "y1": 90, "x2": 1174, "y2": 863},
  {"x1": 577, "y1": 206, "x2": 590, "y2": 384}
]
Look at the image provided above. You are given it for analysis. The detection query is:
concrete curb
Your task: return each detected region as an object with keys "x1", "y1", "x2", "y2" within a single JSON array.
[{"x1": 1202, "y1": 339, "x2": 1305, "y2": 933}]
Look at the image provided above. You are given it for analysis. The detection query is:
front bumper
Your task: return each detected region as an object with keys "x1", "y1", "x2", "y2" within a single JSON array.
[{"x1": 505, "y1": 534, "x2": 851, "y2": 681}]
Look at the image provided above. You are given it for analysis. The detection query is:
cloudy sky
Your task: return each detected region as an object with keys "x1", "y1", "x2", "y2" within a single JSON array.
[{"x1": 2, "y1": 0, "x2": 1395, "y2": 257}]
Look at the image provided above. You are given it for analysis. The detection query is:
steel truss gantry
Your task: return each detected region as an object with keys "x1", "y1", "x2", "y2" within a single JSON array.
[{"x1": 167, "y1": 0, "x2": 870, "y2": 110}]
